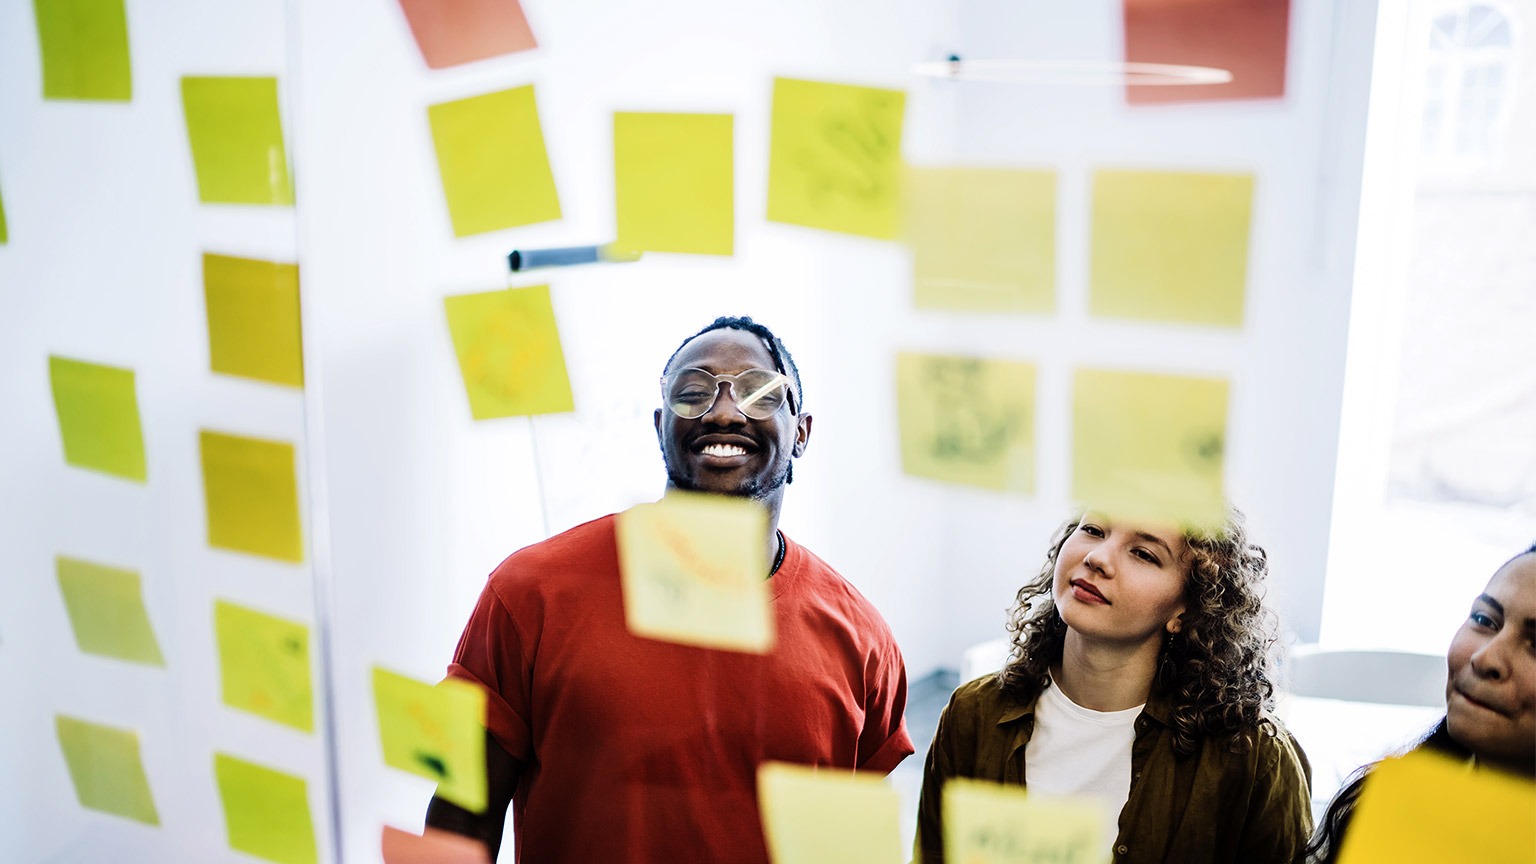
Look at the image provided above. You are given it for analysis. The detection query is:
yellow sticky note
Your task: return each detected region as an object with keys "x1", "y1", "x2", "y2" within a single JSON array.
[
  {"x1": 1, "y1": 179, "x2": 8, "y2": 243},
  {"x1": 204, "y1": 253, "x2": 304, "y2": 387},
  {"x1": 942, "y1": 777, "x2": 1106, "y2": 864},
  {"x1": 767, "y1": 77, "x2": 906, "y2": 240},
  {"x1": 56, "y1": 555, "x2": 164, "y2": 666},
  {"x1": 200, "y1": 429, "x2": 304, "y2": 562},
  {"x1": 1338, "y1": 750, "x2": 1536, "y2": 864},
  {"x1": 372, "y1": 667, "x2": 487, "y2": 812},
  {"x1": 428, "y1": 85, "x2": 560, "y2": 237},
  {"x1": 896, "y1": 352, "x2": 1035, "y2": 494},
  {"x1": 1072, "y1": 368, "x2": 1228, "y2": 528},
  {"x1": 55, "y1": 715, "x2": 159, "y2": 825},
  {"x1": 907, "y1": 167, "x2": 1056, "y2": 313},
  {"x1": 49, "y1": 355, "x2": 147, "y2": 482},
  {"x1": 757, "y1": 762, "x2": 903, "y2": 864},
  {"x1": 615, "y1": 492, "x2": 774, "y2": 653},
  {"x1": 181, "y1": 76, "x2": 294, "y2": 206},
  {"x1": 214, "y1": 600, "x2": 312, "y2": 732},
  {"x1": 35, "y1": 0, "x2": 132, "y2": 101},
  {"x1": 443, "y1": 284, "x2": 574, "y2": 419},
  {"x1": 214, "y1": 753, "x2": 317, "y2": 864},
  {"x1": 614, "y1": 112, "x2": 733, "y2": 255},
  {"x1": 1090, "y1": 170, "x2": 1252, "y2": 328}
]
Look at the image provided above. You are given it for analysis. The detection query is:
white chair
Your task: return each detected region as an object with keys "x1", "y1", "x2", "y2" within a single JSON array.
[
  {"x1": 1280, "y1": 645, "x2": 1445, "y2": 707},
  {"x1": 960, "y1": 637, "x2": 1013, "y2": 685}
]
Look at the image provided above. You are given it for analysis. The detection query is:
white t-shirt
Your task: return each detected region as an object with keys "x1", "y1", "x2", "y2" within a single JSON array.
[{"x1": 1023, "y1": 676, "x2": 1143, "y2": 854}]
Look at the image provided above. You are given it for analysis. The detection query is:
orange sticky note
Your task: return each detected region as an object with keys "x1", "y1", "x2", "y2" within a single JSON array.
[
  {"x1": 397, "y1": 0, "x2": 537, "y2": 69},
  {"x1": 1124, "y1": 0, "x2": 1291, "y2": 104},
  {"x1": 382, "y1": 825, "x2": 492, "y2": 864}
]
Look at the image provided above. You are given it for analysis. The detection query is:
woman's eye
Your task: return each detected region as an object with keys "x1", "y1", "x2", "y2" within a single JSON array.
[{"x1": 1133, "y1": 549, "x2": 1160, "y2": 566}]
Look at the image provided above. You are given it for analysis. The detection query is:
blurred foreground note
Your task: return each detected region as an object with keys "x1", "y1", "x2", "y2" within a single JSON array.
[
  {"x1": 204, "y1": 253, "x2": 304, "y2": 387},
  {"x1": 35, "y1": 0, "x2": 132, "y2": 101},
  {"x1": 49, "y1": 355, "x2": 146, "y2": 482},
  {"x1": 615, "y1": 492, "x2": 774, "y2": 653},
  {"x1": 181, "y1": 76, "x2": 294, "y2": 205},
  {"x1": 1123, "y1": 0, "x2": 1290, "y2": 104},
  {"x1": 1072, "y1": 368, "x2": 1228, "y2": 528},
  {"x1": 215, "y1": 600, "x2": 312, "y2": 732},
  {"x1": 56, "y1": 555, "x2": 164, "y2": 666},
  {"x1": 382, "y1": 825, "x2": 492, "y2": 864},
  {"x1": 372, "y1": 667, "x2": 487, "y2": 812},
  {"x1": 429, "y1": 85, "x2": 560, "y2": 236},
  {"x1": 614, "y1": 112, "x2": 734, "y2": 255},
  {"x1": 896, "y1": 352, "x2": 1035, "y2": 494},
  {"x1": 1090, "y1": 169, "x2": 1252, "y2": 328},
  {"x1": 55, "y1": 715, "x2": 159, "y2": 825},
  {"x1": 214, "y1": 753, "x2": 317, "y2": 864},
  {"x1": 907, "y1": 167, "x2": 1056, "y2": 313},
  {"x1": 1337, "y1": 751, "x2": 1536, "y2": 864},
  {"x1": 200, "y1": 430, "x2": 304, "y2": 562},
  {"x1": 943, "y1": 777, "x2": 1105, "y2": 864},
  {"x1": 397, "y1": 0, "x2": 537, "y2": 69},
  {"x1": 1, "y1": 179, "x2": 8, "y2": 243},
  {"x1": 767, "y1": 77, "x2": 906, "y2": 239},
  {"x1": 758, "y1": 762, "x2": 903, "y2": 864},
  {"x1": 444, "y1": 284, "x2": 574, "y2": 419}
]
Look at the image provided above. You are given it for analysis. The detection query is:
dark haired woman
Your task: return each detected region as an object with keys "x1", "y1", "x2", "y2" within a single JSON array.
[
  {"x1": 915, "y1": 510, "x2": 1312, "y2": 864},
  {"x1": 1303, "y1": 544, "x2": 1535, "y2": 863}
]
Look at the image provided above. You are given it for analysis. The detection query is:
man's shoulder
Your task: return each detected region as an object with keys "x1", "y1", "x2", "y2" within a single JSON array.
[{"x1": 487, "y1": 513, "x2": 619, "y2": 587}]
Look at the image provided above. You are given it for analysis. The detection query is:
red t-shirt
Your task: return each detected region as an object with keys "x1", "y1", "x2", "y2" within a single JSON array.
[{"x1": 447, "y1": 514, "x2": 913, "y2": 863}]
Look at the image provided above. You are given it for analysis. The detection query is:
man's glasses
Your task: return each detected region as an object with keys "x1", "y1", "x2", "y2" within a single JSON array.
[{"x1": 660, "y1": 368, "x2": 795, "y2": 420}]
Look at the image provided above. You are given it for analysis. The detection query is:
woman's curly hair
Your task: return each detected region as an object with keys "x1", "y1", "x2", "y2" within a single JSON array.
[{"x1": 999, "y1": 509, "x2": 1279, "y2": 757}]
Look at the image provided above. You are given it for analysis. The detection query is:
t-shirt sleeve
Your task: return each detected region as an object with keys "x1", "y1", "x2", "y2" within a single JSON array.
[
  {"x1": 445, "y1": 580, "x2": 534, "y2": 762},
  {"x1": 855, "y1": 631, "x2": 915, "y2": 775}
]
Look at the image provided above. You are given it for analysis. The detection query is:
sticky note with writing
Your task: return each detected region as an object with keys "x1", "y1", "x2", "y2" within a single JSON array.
[
  {"x1": 200, "y1": 429, "x2": 304, "y2": 562},
  {"x1": 55, "y1": 715, "x2": 160, "y2": 825},
  {"x1": 897, "y1": 352, "x2": 1035, "y2": 494},
  {"x1": 943, "y1": 777, "x2": 1106, "y2": 864},
  {"x1": 49, "y1": 355, "x2": 147, "y2": 482},
  {"x1": 1338, "y1": 750, "x2": 1536, "y2": 864},
  {"x1": 615, "y1": 492, "x2": 774, "y2": 653},
  {"x1": 382, "y1": 825, "x2": 493, "y2": 864},
  {"x1": 428, "y1": 86, "x2": 560, "y2": 237},
  {"x1": 372, "y1": 667, "x2": 487, "y2": 812},
  {"x1": 396, "y1": 0, "x2": 537, "y2": 69},
  {"x1": 204, "y1": 253, "x2": 304, "y2": 388},
  {"x1": 757, "y1": 762, "x2": 904, "y2": 864},
  {"x1": 56, "y1": 555, "x2": 164, "y2": 666},
  {"x1": 214, "y1": 753, "x2": 317, "y2": 864},
  {"x1": 35, "y1": 0, "x2": 132, "y2": 101},
  {"x1": 181, "y1": 76, "x2": 294, "y2": 206},
  {"x1": 443, "y1": 284, "x2": 574, "y2": 419},
  {"x1": 1072, "y1": 368, "x2": 1228, "y2": 529},
  {"x1": 215, "y1": 600, "x2": 313, "y2": 732},
  {"x1": 907, "y1": 167, "x2": 1056, "y2": 313},
  {"x1": 767, "y1": 77, "x2": 906, "y2": 240},
  {"x1": 614, "y1": 112, "x2": 734, "y2": 255}
]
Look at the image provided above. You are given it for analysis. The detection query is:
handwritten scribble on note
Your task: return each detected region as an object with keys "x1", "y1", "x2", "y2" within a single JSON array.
[
  {"x1": 372, "y1": 667, "x2": 488, "y2": 813},
  {"x1": 897, "y1": 352, "x2": 1035, "y2": 494}
]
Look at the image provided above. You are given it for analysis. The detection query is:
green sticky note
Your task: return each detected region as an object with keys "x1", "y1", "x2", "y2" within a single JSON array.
[
  {"x1": 767, "y1": 77, "x2": 906, "y2": 240},
  {"x1": 614, "y1": 112, "x2": 733, "y2": 255},
  {"x1": 908, "y1": 167, "x2": 1056, "y2": 313},
  {"x1": 56, "y1": 555, "x2": 164, "y2": 666},
  {"x1": 1, "y1": 179, "x2": 7, "y2": 244},
  {"x1": 34, "y1": 0, "x2": 132, "y2": 101},
  {"x1": 428, "y1": 85, "x2": 560, "y2": 237},
  {"x1": 942, "y1": 777, "x2": 1104, "y2": 864},
  {"x1": 55, "y1": 715, "x2": 159, "y2": 825},
  {"x1": 372, "y1": 667, "x2": 487, "y2": 812},
  {"x1": 214, "y1": 600, "x2": 312, "y2": 732},
  {"x1": 897, "y1": 352, "x2": 1035, "y2": 494},
  {"x1": 181, "y1": 76, "x2": 294, "y2": 206},
  {"x1": 49, "y1": 355, "x2": 147, "y2": 482},
  {"x1": 1090, "y1": 169, "x2": 1252, "y2": 328},
  {"x1": 200, "y1": 430, "x2": 304, "y2": 562},
  {"x1": 204, "y1": 253, "x2": 304, "y2": 387},
  {"x1": 443, "y1": 285, "x2": 574, "y2": 419},
  {"x1": 1072, "y1": 368, "x2": 1229, "y2": 528},
  {"x1": 214, "y1": 753, "x2": 317, "y2": 864}
]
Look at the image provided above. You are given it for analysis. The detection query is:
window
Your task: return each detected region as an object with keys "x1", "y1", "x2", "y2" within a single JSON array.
[{"x1": 1422, "y1": 3, "x2": 1518, "y2": 165}]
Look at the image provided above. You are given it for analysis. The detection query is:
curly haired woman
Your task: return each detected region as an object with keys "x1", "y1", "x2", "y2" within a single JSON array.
[{"x1": 915, "y1": 510, "x2": 1312, "y2": 864}]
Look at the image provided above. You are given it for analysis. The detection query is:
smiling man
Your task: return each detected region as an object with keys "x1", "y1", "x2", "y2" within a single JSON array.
[{"x1": 426, "y1": 316, "x2": 913, "y2": 863}]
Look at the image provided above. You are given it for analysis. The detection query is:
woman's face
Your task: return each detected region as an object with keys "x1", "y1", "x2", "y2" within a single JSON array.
[
  {"x1": 1445, "y1": 553, "x2": 1536, "y2": 773},
  {"x1": 1052, "y1": 514, "x2": 1190, "y2": 649}
]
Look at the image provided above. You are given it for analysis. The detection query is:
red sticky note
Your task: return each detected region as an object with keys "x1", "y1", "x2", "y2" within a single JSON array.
[
  {"x1": 397, "y1": 0, "x2": 537, "y2": 69},
  {"x1": 1123, "y1": 0, "x2": 1290, "y2": 104},
  {"x1": 381, "y1": 826, "x2": 491, "y2": 864}
]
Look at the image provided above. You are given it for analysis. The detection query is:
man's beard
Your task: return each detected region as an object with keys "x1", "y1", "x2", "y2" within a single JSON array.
[{"x1": 666, "y1": 458, "x2": 791, "y2": 501}]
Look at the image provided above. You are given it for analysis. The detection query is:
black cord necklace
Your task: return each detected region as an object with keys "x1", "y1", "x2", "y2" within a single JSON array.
[{"x1": 769, "y1": 530, "x2": 786, "y2": 576}]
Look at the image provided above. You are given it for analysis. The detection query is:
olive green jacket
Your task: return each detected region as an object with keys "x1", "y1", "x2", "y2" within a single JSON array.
[{"x1": 916, "y1": 674, "x2": 1313, "y2": 864}]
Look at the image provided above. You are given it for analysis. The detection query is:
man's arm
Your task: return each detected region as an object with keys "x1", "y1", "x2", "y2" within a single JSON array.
[{"x1": 425, "y1": 730, "x2": 521, "y2": 860}]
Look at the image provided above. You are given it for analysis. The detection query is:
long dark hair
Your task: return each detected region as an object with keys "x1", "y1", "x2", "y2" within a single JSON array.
[{"x1": 1000, "y1": 510, "x2": 1278, "y2": 757}]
